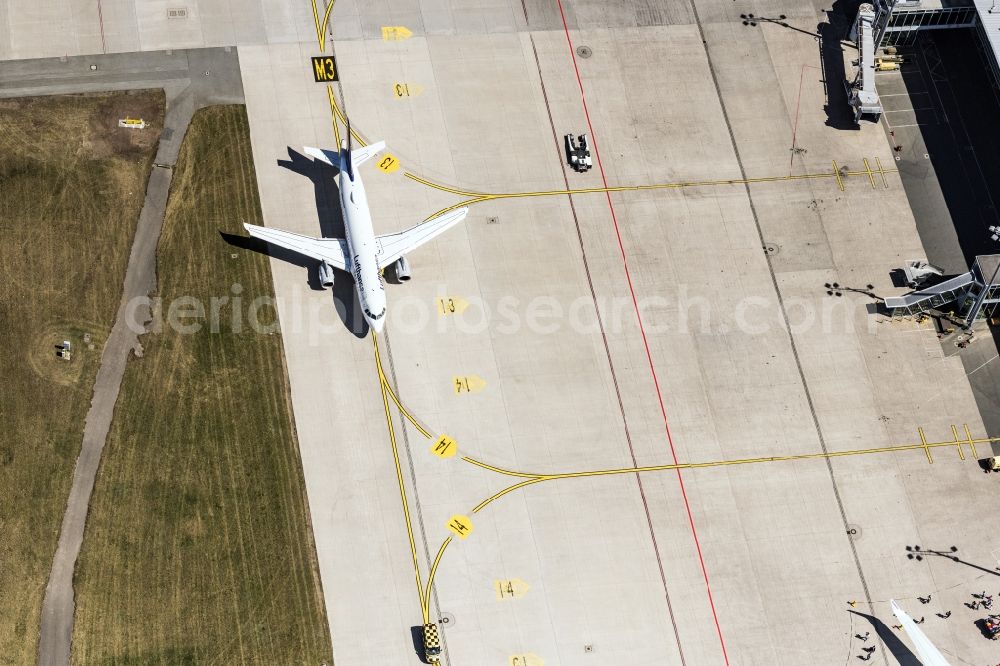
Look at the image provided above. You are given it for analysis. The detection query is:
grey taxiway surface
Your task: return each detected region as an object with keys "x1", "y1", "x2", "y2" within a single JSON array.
[
  {"x1": 7, "y1": 0, "x2": 1000, "y2": 664},
  {"x1": 0, "y1": 49, "x2": 245, "y2": 666},
  {"x1": 239, "y1": 1, "x2": 999, "y2": 664}
]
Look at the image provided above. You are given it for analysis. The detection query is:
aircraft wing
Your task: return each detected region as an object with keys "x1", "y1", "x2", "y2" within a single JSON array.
[
  {"x1": 375, "y1": 207, "x2": 469, "y2": 269},
  {"x1": 890, "y1": 600, "x2": 950, "y2": 666},
  {"x1": 244, "y1": 223, "x2": 350, "y2": 271}
]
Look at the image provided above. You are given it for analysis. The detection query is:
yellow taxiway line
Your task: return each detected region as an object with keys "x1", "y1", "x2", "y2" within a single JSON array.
[
  {"x1": 463, "y1": 428, "x2": 1000, "y2": 516},
  {"x1": 311, "y1": 0, "x2": 927, "y2": 632},
  {"x1": 371, "y1": 302, "x2": 1000, "y2": 631},
  {"x1": 417, "y1": 163, "x2": 897, "y2": 222},
  {"x1": 375, "y1": 351, "x2": 999, "y2": 512},
  {"x1": 423, "y1": 537, "x2": 452, "y2": 621},
  {"x1": 372, "y1": 333, "x2": 427, "y2": 621}
]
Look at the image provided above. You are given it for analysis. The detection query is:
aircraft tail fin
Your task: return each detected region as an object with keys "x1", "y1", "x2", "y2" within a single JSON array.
[
  {"x1": 340, "y1": 138, "x2": 351, "y2": 179},
  {"x1": 303, "y1": 120, "x2": 384, "y2": 179},
  {"x1": 342, "y1": 118, "x2": 354, "y2": 180},
  {"x1": 350, "y1": 141, "x2": 386, "y2": 169}
]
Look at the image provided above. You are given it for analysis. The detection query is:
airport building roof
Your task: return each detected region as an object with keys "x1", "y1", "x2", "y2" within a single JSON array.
[{"x1": 974, "y1": 0, "x2": 1000, "y2": 89}]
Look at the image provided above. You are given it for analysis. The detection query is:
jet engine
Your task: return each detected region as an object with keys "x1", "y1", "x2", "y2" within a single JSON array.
[
  {"x1": 394, "y1": 256, "x2": 411, "y2": 282},
  {"x1": 318, "y1": 260, "x2": 335, "y2": 288}
]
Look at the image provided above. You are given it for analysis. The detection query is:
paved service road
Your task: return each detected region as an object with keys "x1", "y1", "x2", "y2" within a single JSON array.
[{"x1": 3, "y1": 48, "x2": 246, "y2": 666}]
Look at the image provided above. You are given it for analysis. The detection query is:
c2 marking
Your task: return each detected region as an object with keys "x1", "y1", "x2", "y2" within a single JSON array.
[{"x1": 311, "y1": 56, "x2": 338, "y2": 82}]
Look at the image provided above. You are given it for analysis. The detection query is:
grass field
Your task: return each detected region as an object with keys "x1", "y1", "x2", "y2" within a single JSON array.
[
  {"x1": 72, "y1": 105, "x2": 333, "y2": 664},
  {"x1": 0, "y1": 90, "x2": 164, "y2": 664}
]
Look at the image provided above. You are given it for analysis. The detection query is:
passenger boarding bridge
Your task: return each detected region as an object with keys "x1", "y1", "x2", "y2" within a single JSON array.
[
  {"x1": 860, "y1": 1, "x2": 1000, "y2": 326},
  {"x1": 843, "y1": 0, "x2": 993, "y2": 123},
  {"x1": 885, "y1": 255, "x2": 1000, "y2": 327},
  {"x1": 846, "y1": 3, "x2": 883, "y2": 122}
]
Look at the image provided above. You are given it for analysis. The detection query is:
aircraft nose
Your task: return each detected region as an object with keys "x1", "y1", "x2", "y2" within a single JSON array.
[{"x1": 370, "y1": 316, "x2": 385, "y2": 334}]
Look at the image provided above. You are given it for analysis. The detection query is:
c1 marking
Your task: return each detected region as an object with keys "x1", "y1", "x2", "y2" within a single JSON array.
[
  {"x1": 447, "y1": 514, "x2": 473, "y2": 539},
  {"x1": 393, "y1": 82, "x2": 423, "y2": 98},
  {"x1": 311, "y1": 56, "x2": 338, "y2": 82},
  {"x1": 431, "y1": 434, "x2": 457, "y2": 459},
  {"x1": 377, "y1": 154, "x2": 400, "y2": 174},
  {"x1": 510, "y1": 655, "x2": 544, "y2": 666}
]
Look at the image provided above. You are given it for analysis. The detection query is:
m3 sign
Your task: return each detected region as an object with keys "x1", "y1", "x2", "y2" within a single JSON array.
[{"x1": 311, "y1": 56, "x2": 339, "y2": 82}]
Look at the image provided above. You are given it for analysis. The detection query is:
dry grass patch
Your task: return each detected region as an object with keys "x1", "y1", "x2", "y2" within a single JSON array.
[
  {"x1": 72, "y1": 105, "x2": 332, "y2": 664},
  {"x1": 0, "y1": 90, "x2": 163, "y2": 664}
]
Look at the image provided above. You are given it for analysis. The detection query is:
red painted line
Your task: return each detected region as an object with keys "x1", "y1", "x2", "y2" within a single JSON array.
[
  {"x1": 97, "y1": 0, "x2": 107, "y2": 54},
  {"x1": 529, "y1": 35, "x2": 688, "y2": 665},
  {"x1": 789, "y1": 64, "x2": 807, "y2": 171},
  {"x1": 789, "y1": 65, "x2": 820, "y2": 173},
  {"x1": 553, "y1": 1, "x2": 731, "y2": 663}
]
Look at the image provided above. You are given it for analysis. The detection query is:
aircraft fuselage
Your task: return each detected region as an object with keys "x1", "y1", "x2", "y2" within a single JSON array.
[{"x1": 339, "y1": 162, "x2": 387, "y2": 332}]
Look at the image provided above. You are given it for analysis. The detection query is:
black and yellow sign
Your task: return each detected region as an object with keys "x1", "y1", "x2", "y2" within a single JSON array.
[{"x1": 311, "y1": 56, "x2": 339, "y2": 82}]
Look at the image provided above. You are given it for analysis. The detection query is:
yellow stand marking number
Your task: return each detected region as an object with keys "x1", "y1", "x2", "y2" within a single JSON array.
[
  {"x1": 495, "y1": 578, "x2": 530, "y2": 600},
  {"x1": 377, "y1": 154, "x2": 400, "y2": 174},
  {"x1": 381, "y1": 26, "x2": 413, "y2": 40},
  {"x1": 437, "y1": 297, "x2": 469, "y2": 315},
  {"x1": 510, "y1": 655, "x2": 544, "y2": 666},
  {"x1": 431, "y1": 435, "x2": 457, "y2": 459},
  {"x1": 393, "y1": 82, "x2": 423, "y2": 98},
  {"x1": 447, "y1": 514, "x2": 473, "y2": 539},
  {"x1": 453, "y1": 375, "x2": 486, "y2": 394}
]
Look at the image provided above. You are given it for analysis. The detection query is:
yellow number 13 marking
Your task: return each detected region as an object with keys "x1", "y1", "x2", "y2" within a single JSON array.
[{"x1": 377, "y1": 154, "x2": 400, "y2": 174}]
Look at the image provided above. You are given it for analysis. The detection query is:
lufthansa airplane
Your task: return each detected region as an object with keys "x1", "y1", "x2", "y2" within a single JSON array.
[{"x1": 243, "y1": 138, "x2": 468, "y2": 332}]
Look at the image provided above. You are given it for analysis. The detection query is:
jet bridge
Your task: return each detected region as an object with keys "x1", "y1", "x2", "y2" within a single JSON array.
[
  {"x1": 846, "y1": 3, "x2": 884, "y2": 122},
  {"x1": 883, "y1": 271, "x2": 976, "y2": 316},
  {"x1": 884, "y1": 255, "x2": 1000, "y2": 327}
]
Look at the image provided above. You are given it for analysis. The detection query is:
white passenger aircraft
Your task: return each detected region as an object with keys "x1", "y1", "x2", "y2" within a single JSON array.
[
  {"x1": 890, "y1": 600, "x2": 949, "y2": 666},
  {"x1": 243, "y1": 138, "x2": 468, "y2": 332}
]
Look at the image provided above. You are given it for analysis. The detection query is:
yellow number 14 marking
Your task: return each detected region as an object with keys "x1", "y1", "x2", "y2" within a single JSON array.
[
  {"x1": 453, "y1": 375, "x2": 486, "y2": 394},
  {"x1": 431, "y1": 434, "x2": 457, "y2": 459},
  {"x1": 447, "y1": 514, "x2": 473, "y2": 539},
  {"x1": 494, "y1": 578, "x2": 530, "y2": 600}
]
